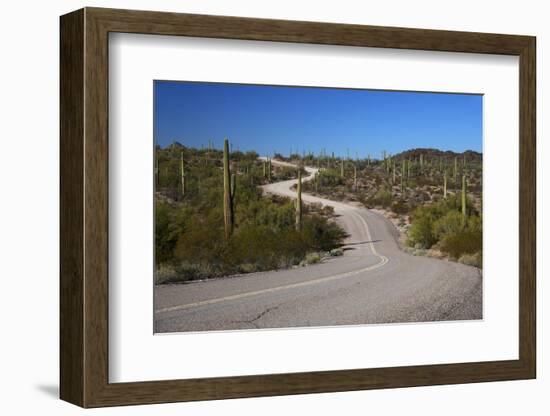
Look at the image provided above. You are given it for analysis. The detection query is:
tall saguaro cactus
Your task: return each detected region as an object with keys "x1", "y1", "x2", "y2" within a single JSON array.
[
  {"x1": 454, "y1": 156, "x2": 458, "y2": 184},
  {"x1": 461, "y1": 174, "x2": 467, "y2": 217},
  {"x1": 443, "y1": 170, "x2": 447, "y2": 199},
  {"x1": 231, "y1": 173, "x2": 236, "y2": 200},
  {"x1": 314, "y1": 171, "x2": 319, "y2": 193},
  {"x1": 340, "y1": 159, "x2": 344, "y2": 178},
  {"x1": 401, "y1": 159, "x2": 406, "y2": 192},
  {"x1": 180, "y1": 152, "x2": 186, "y2": 197},
  {"x1": 223, "y1": 138, "x2": 233, "y2": 240},
  {"x1": 295, "y1": 170, "x2": 302, "y2": 231}
]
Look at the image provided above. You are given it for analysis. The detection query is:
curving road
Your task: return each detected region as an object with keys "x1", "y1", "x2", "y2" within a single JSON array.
[{"x1": 155, "y1": 159, "x2": 482, "y2": 333}]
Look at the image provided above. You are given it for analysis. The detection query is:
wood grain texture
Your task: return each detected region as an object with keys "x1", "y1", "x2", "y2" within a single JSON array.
[
  {"x1": 518, "y1": 38, "x2": 536, "y2": 375},
  {"x1": 59, "y1": 7, "x2": 537, "y2": 408},
  {"x1": 59, "y1": 8, "x2": 84, "y2": 406}
]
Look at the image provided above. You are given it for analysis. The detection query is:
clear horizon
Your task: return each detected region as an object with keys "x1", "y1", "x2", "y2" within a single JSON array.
[{"x1": 154, "y1": 81, "x2": 483, "y2": 158}]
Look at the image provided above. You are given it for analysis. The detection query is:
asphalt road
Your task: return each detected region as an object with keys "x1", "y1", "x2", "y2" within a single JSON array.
[{"x1": 155, "y1": 159, "x2": 482, "y2": 333}]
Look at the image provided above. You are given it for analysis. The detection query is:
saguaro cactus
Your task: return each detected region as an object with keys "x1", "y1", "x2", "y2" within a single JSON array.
[
  {"x1": 454, "y1": 156, "x2": 458, "y2": 184},
  {"x1": 295, "y1": 170, "x2": 302, "y2": 231},
  {"x1": 443, "y1": 170, "x2": 447, "y2": 199},
  {"x1": 314, "y1": 171, "x2": 319, "y2": 193},
  {"x1": 461, "y1": 174, "x2": 467, "y2": 217},
  {"x1": 420, "y1": 154, "x2": 424, "y2": 172},
  {"x1": 223, "y1": 138, "x2": 233, "y2": 239},
  {"x1": 267, "y1": 158, "x2": 272, "y2": 182},
  {"x1": 353, "y1": 164, "x2": 357, "y2": 192},
  {"x1": 340, "y1": 159, "x2": 344, "y2": 178},
  {"x1": 231, "y1": 173, "x2": 236, "y2": 200},
  {"x1": 401, "y1": 159, "x2": 406, "y2": 192},
  {"x1": 180, "y1": 152, "x2": 186, "y2": 197}
]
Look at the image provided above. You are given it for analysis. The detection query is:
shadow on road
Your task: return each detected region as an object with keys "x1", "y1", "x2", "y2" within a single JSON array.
[{"x1": 345, "y1": 239, "x2": 381, "y2": 246}]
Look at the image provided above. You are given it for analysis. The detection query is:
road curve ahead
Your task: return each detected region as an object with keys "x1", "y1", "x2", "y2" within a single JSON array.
[{"x1": 155, "y1": 159, "x2": 482, "y2": 333}]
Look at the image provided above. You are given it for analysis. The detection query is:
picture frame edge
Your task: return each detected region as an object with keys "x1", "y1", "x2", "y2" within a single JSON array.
[{"x1": 59, "y1": 7, "x2": 537, "y2": 408}]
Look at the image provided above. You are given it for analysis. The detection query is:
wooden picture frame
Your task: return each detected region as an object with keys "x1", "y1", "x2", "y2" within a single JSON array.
[{"x1": 60, "y1": 7, "x2": 536, "y2": 408}]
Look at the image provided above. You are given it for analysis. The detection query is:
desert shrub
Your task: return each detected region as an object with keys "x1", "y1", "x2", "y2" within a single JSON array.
[
  {"x1": 317, "y1": 169, "x2": 344, "y2": 187},
  {"x1": 391, "y1": 199, "x2": 409, "y2": 214},
  {"x1": 154, "y1": 264, "x2": 179, "y2": 284},
  {"x1": 155, "y1": 201, "x2": 190, "y2": 264},
  {"x1": 432, "y1": 210, "x2": 464, "y2": 240},
  {"x1": 458, "y1": 252, "x2": 482, "y2": 268},
  {"x1": 304, "y1": 252, "x2": 321, "y2": 265},
  {"x1": 321, "y1": 205, "x2": 335, "y2": 217},
  {"x1": 368, "y1": 187, "x2": 393, "y2": 208},
  {"x1": 407, "y1": 195, "x2": 482, "y2": 256},
  {"x1": 301, "y1": 216, "x2": 349, "y2": 252},
  {"x1": 440, "y1": 229, "x2": 482, "y2": 259},
  {"x1": 407, "y1": 208, "x2": 437, "y2": 248},
  {"x1": 273, "y1": 166, "x2": 306, "y2": 181}
]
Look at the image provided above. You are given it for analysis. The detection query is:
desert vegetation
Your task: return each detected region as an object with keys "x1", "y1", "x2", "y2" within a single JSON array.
[
  {"x1": 298, "y1": 148, "x2": 483, "y2": 267},
  {"x1": 155, "y1": 141, "x2": 483, "y2": 286},
  {"x1": 154, "y1": 141, "x2": 347, "y2": 284}
]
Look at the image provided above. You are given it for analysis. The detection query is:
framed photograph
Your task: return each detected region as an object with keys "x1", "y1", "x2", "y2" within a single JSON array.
[{"x1": 60, "y1": 7, "x2": 536, "y2": 407}]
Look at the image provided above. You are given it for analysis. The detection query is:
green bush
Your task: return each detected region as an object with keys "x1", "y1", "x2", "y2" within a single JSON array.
[
  {"x1": 304, "y1": 252, "x2": 321, "y2": 265},
  {"x1": 458, "y1": 252, "x2": 482, "y2": 268},
  {"x1": 440, "y1": 230, "x2": 482, "y2": 259},
  {"x1": 407, "y1": 208, "x2": 437, "y2": 248},
  {"x1": 432, "y1": 210, "x2": 464, "y2": 240},
  {"x1": 391, "y1": 199, "x2": 409, "y2": 214},
  {"x1": 155, "y1": 264, "x2": 179, "y2": 284},
  {"x1": 406, "y1": 195, "x2": 482, "y2": 263},
  {"x1": 368, "y1": 187, "x2": 393, "y2": 208}
]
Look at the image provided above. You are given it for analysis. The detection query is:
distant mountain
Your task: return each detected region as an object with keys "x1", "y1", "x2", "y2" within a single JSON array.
[
  {"x1": 167, "y1": 140, "x2": 185, "y2": 149},
  {"x1": 393, "y1": 148, "x2": 482, "y2": 162}
]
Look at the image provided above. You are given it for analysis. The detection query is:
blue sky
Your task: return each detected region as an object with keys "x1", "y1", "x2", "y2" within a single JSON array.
[{"x1": 154, "y1": 81, "x2": 482, "y2": 158}]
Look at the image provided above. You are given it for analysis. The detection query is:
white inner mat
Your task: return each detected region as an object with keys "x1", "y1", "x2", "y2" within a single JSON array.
[{"x1": 109, "y1": 33, "x2": 519, "y2": 383}]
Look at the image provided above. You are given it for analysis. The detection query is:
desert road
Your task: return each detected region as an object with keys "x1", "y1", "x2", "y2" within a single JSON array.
[{"x1": 155, "y1": 159, "x2": 482, "y2": 332}]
